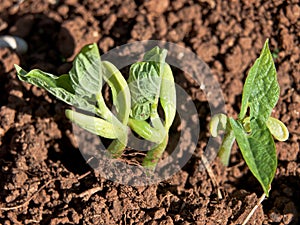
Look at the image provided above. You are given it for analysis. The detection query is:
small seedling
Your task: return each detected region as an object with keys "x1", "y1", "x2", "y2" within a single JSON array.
[
  {"x1": 209, "y1": 39, "x2": 289, "y2": 196},
  {"x1": 15, "y1": 44, "x2": 176, "y2": 171}
]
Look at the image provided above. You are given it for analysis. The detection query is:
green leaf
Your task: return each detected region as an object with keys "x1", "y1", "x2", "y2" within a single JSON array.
[
  {"x1": 239, "y1": 39, "x2": 279, "y2": 122},
  {"x1": 15, "y1": 65, "x2": 96, "y2": 114},
  {"x1": 69, "y1": 43, "x2": 102, "y2": 99},
  {"x1": 128, "y1": 46, "x2": 168, "y2": 121},
  {"x1": 128, "y1": 62, "x2": 161, "y2": 120},
  {"x1": 15, "y1": 44, "x2": 104, "y2": 114},
  {"x1": 229, "y1": 118, "x2": 277, "y2": 196},
  {"x1": 56, "y1": 74, "x2": 74, "y2": 93},
  {"x1": 65, "y1": 109, "x2": 119, "y2": 139}
]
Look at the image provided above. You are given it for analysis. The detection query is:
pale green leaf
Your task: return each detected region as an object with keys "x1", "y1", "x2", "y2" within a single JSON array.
[
  {"x1": 102, "y1": 61, "x2": 131, "y2": 125},
  {"x1": 242, "y1": 116, "x2": 289, "y2": 142},
  {"x1": 160, "y1": 63, "x2": 176, "y2": 129},
  {"x1": 143, "y1": 46, "x2": 167, "y2": 76},
  {"x1": 65, "y1": 109, "x2": 118, "y2": 139},
  {"x1": 128, "y1": 46, "x2": 168, "y2": 121},
  {"x1": 128, "y1": 118, "x2": 164, "y2": 143},
  {"x1": 143, "y1": 46, "x2": 167, "y2": 63}
]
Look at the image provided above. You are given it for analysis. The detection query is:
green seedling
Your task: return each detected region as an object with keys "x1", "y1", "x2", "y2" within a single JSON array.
[
  {"x1": 209, "y1": 39, "x2": 289, "y2": 196},
  {"x1": 15, "y1": 44, "x2": 176, "y2": 171}
]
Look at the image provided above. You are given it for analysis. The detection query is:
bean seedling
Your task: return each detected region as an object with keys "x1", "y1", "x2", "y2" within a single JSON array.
[
  {"x1": 209, "y1": 39, "x2": 289, "y2": 196},
  {"x1": 15, "y1": 44, "x2": 176, "y2": 171}
]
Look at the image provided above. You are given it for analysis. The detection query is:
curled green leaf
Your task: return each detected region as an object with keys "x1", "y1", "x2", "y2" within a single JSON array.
[{"x1": 242, "y1": 116, "x2": 289, "y2": 142}]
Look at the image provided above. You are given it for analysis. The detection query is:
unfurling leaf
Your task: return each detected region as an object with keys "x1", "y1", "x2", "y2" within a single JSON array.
[
  {"x1": 128, "y1": 62, "x2": 161, "y2": 120},
  {"x1": 127, "y1": 47, "x2": 168, "y2": 121}
]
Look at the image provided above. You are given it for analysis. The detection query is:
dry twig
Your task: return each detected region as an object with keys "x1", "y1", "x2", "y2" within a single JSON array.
[
  {"x1": 0, "y1": 179, "x2": 56, "y2": 211},
  {"x1": 201, "y1": 154, "x2": 223, "y2": 200},
  {"x1": 241, "y1": 192, "x2": 266, "y2": 225}
]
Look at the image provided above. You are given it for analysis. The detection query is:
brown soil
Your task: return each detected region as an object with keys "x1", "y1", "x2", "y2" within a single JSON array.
[{"x1": 0, "y1": 0, "x2": 299, "y2": 224}]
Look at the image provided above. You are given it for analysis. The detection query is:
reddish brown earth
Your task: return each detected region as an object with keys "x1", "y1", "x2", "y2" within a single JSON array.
[{"x1": 0, "y1": 0, "x2": 299, "y2": 224}]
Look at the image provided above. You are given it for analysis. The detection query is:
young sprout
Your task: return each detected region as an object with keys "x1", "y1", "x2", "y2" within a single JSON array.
[
  {"x1": 15, "y1": 44, "x2": 131, "y2": 159},
  {"x1": 209, "y1": 39, "x2": 289, "y2": 196},
  {"x1": 15, "y1": 44, "x2": 176, "y2": 171},
  {"x1": 127, "y1": 46, "x2": 176, "y2": 170}
]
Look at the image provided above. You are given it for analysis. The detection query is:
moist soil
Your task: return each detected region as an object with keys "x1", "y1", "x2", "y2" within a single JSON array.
[{"x1": 0, "y1": 0, "x2": 299, "y2": 224}]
